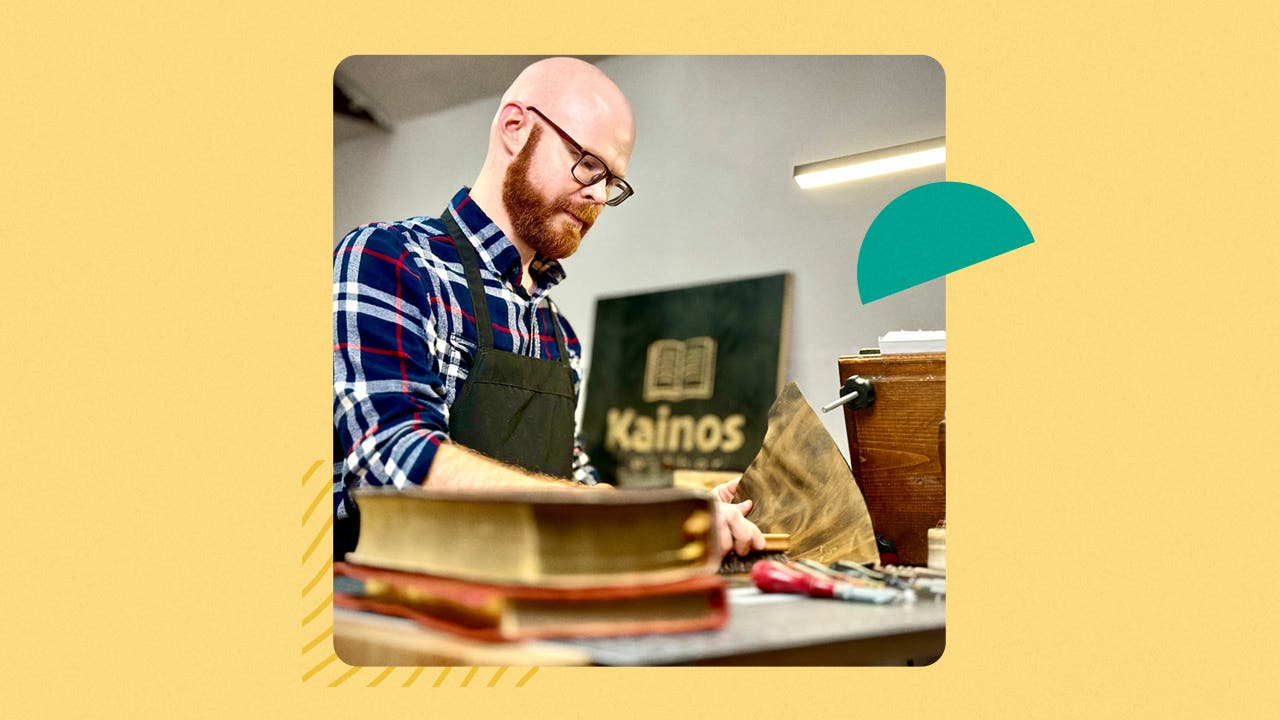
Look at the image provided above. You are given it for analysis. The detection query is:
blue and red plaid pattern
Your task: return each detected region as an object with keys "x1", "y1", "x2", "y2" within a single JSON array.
[{"x1": 333, "y1": 188, "x2": 598, "y2": 519}]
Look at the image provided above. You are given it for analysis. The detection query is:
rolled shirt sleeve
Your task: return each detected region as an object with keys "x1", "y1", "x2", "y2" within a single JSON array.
[{"x1": 333, "y1": 224, "x2": 451, "y2": 510}]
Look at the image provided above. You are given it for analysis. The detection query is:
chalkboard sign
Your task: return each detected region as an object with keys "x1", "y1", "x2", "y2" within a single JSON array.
[{"x1": 581, "y1": 274, "x2": 791, "y2": 487}]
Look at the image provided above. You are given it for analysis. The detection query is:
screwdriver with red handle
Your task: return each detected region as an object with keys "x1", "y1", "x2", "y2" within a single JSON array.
[{"x1": 750, "y1": 559, "x2": 900, "y2": 604}]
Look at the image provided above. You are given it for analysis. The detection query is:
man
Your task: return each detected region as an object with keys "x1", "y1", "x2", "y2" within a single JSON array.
[{"x1": 333, "y1": 57, "x2": 763, "y2": 560}]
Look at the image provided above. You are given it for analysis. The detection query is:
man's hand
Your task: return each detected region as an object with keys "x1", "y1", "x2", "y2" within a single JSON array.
[{"x1": 710, "y1": 476, "x2": 765, "y2": 558}]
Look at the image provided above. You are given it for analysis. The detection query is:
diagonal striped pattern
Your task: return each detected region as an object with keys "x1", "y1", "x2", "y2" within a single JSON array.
[
  {"x1": 516, "y1": 667, "x2": 540, "y2": 687},
  {"x1": 367, "y1": 667, "x2": 395, "y2": 687},
  {"x1": 299, "y1": 459, "x2": 543, "y2": 687}
]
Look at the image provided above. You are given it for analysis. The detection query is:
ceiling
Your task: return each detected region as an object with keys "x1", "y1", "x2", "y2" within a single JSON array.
[{"x1": 334, "y1": 55, "x2": 610, "y2": 144}]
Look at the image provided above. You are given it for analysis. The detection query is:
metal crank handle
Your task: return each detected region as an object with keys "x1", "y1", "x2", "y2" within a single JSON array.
[{"x1": 820, "y1": 375, "x2": 875, "y2": 413}]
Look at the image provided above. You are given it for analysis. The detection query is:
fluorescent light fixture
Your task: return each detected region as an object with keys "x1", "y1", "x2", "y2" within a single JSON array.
[{"x1": 794, "y1": 137, "x2": 946, "y2": 189}]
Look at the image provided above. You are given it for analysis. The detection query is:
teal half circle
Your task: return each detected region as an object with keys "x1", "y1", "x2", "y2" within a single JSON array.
[{"x1": 858, "y1": 181, "x2": 1033, "y2": 304}]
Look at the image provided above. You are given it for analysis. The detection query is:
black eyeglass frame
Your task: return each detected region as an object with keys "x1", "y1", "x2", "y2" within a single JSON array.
[{"x1": 526, "y1": 105, "x2": 634, "y2": 206}]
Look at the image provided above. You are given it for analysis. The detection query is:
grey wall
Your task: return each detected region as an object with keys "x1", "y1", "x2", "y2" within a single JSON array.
[{"x1": 334, "y1": 56, "x2": 946, "y2": 461}]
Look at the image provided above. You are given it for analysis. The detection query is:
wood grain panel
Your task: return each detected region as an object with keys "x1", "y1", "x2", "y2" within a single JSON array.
[
  {"x1": 839, "y1": 353, "x2": 945, "y2": 565},
  {"x1": 735, "y1": 383, "x2": 878, "y2": 565}
]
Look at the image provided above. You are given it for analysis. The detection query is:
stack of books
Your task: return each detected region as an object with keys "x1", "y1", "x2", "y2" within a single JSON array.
[
  {"x1": 334, "y1": 486, "x2": 727, "y2": 662},
  {"x1": 877, "y1": 329, "x2": 945, "y2": 354}
]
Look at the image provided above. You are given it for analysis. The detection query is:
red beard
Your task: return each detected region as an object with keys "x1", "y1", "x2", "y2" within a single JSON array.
[{"x1": 502, "y1": 126, "x2": 601, "y2": 260}]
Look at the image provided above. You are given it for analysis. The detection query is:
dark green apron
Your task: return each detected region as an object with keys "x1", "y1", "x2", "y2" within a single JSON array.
[
  {"x1": 335, "y1": 211, "x2": 577, "y2": 559},
  {"x1": 440, "y1": 210, "x2": 577, "y2": 477}
]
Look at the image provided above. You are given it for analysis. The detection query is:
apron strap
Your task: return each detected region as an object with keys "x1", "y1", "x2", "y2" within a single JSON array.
[
  {"x1": 441, "y1": 209, "x2": 494, "y2": 351},
  {"x1": 544, "y1": 297, "x2": 570, "y2": 364}
]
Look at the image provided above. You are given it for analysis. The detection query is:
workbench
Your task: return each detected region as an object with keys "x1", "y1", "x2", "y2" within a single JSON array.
[{"x1": 334, "y1": 586, "x2": 945, "y2": 667}]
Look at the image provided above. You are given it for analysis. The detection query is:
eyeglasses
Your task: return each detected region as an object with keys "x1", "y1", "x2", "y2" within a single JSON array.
[{"x1": 526, "y1": 105, "x2": 634, "y2": 206}]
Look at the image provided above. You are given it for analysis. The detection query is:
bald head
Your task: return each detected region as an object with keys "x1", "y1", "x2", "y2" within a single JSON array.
[
  {"x1": 475, "y1": 57, "x2": 636, "y2": 192},
  {"x1": 494, "y1": 58, "x2": 635, "y2": 165}
]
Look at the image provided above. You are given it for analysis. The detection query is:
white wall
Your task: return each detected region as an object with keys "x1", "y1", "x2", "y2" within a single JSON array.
[{"x1": 334, "y1": 56, "x2": 946, "y2": 461}]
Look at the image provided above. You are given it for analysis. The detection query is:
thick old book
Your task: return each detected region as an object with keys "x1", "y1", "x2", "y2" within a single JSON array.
[
  {"x1": 335, "y1": 562, "x2": 728, "y2": 641},
  {"x1": 347, "y1": 486, "x2": 720, "y2": 587}
]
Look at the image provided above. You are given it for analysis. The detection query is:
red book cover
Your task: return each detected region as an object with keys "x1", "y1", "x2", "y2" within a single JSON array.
[{"x1": 334, "y1": 562, "x2": 728, "y2": 641}]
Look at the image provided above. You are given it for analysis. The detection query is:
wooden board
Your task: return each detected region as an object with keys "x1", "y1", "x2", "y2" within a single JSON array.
[
  {"x1": 735, "y1": 383, "x2": 878, "y2": 565},
  {"x1": 838, "y1": 353, "x2": 945, "y2": 565}
]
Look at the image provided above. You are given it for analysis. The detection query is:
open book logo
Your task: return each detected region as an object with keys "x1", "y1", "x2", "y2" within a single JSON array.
[{"x1": 643, "y1": 337, "x2": 717, "y2": 403}]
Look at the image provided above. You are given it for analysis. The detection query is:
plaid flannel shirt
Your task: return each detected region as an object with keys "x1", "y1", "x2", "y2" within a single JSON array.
[{"x1": 333, "y1": 188, "x2": 598, "y2": 519}]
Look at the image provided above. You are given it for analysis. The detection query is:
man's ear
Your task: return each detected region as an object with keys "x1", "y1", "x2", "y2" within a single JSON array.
[{"x1": 495, "y1": 103, "x2": 529, "y2": 157}]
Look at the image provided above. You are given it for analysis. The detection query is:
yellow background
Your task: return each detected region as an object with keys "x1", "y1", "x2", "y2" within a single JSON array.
[{"x1": 5, "y1": 1, "x2": 1279, "y2": 717}]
